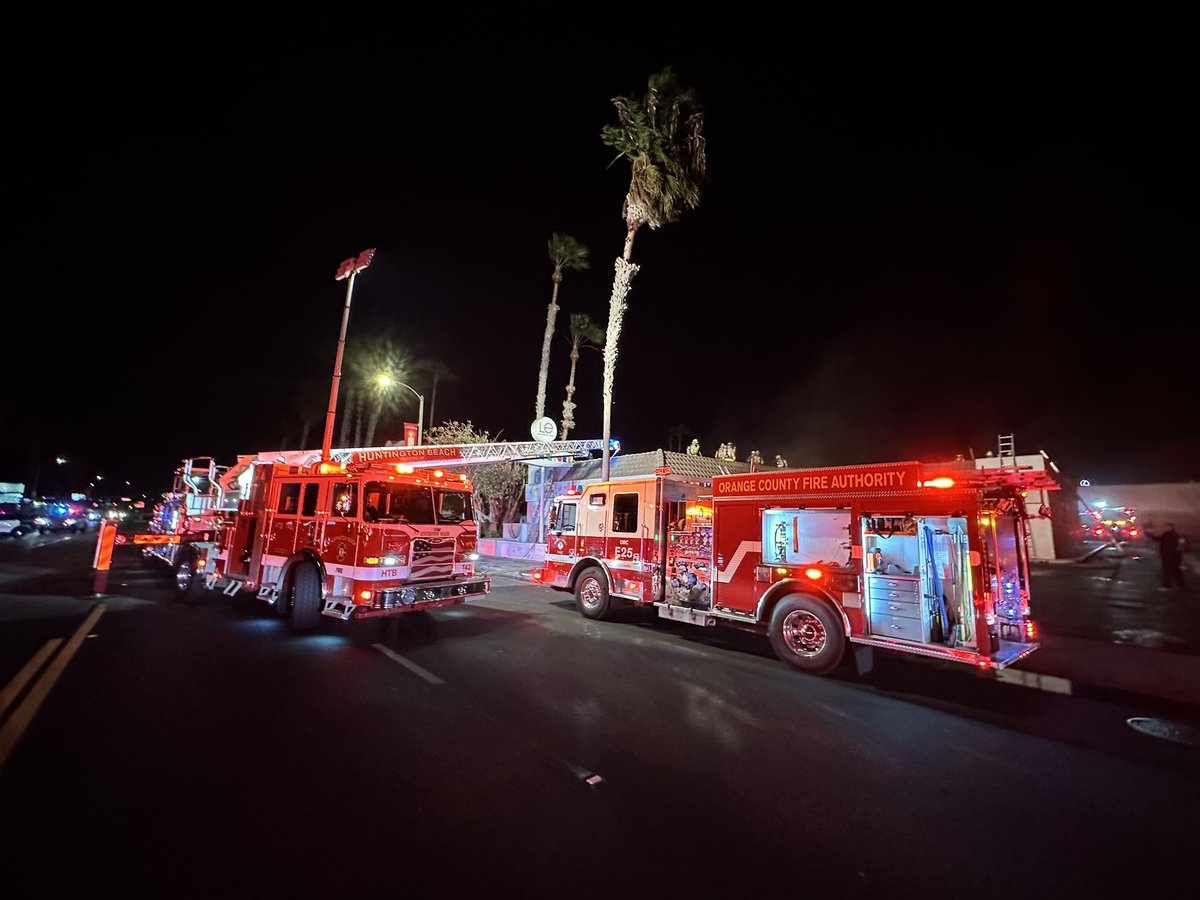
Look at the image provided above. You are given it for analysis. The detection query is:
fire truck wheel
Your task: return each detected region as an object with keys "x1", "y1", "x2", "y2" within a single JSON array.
[
  {"x1": 172, "y1": 550, "x2": 202, "y2": 599},
  {"x1": 768, "y1": 594, "x2": 846, "y2": 675},
  {"x1": 575, "y1": 566, "x2": 613, "y2": 621},
  {"x1": 289, "y1": 564, "x2": 322, "y2": 632}
]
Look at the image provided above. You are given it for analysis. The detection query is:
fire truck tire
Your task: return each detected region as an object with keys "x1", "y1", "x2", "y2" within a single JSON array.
[
  {"x1": 289, "y1": 564, "x2": 322, "y2": 632},
  {"x1": 575, "y1": 566, "x2": 614, "y2": 621},
  {"x1": 172, "y1": 550, "x2": 202, "y2": 599},
  {"x1": 768, "y1": 594, "x2": 846, "y2": 675}
]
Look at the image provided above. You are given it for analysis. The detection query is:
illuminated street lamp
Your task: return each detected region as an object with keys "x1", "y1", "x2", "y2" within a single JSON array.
[{"x1": 321, "y1": 248, "x2": 376, "y2": 462}]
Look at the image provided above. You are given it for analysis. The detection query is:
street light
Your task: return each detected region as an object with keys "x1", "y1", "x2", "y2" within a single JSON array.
[
  {"x1": 321, "y1": 248, "x2": 376, "y2": 462},
  {"x1": 29, "y1": 455, "x2": 67, "y2": 498},
  {"x1": 377, "y1": 373, "x2": 424, "y2": 446},
  {"x1": 396, "y1": 380, "x2": 424, "y2": 446}
]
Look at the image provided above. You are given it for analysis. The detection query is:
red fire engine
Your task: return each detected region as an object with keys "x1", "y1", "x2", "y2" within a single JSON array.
[
  {"x1": 537, "y1": 458, "x2": 1058, "y2": 675},
  {"x1": 120, "y1": 439, "x2": 606, "y2": 632}
]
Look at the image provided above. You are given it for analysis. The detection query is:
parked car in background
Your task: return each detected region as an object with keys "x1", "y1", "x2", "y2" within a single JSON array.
[{"x1": 0, "y1": 500, "x2": 34, "y2": 538}]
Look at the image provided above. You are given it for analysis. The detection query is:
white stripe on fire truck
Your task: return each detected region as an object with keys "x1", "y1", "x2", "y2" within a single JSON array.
[
  {"x1": 716, "y1": 541, "x2": 762, "y2": 583},
  {"x1": 258, "y1": 554, "x2": 470, "y2": 582}
]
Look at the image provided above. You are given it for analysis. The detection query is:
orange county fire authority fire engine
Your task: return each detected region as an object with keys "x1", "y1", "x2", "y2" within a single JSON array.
[
  {"x1": 117, "y1": 439, "x2": 605, "y2": 632},
  {"x1": 536, "y1": 458, "x2": 1058, "y2": 676}
]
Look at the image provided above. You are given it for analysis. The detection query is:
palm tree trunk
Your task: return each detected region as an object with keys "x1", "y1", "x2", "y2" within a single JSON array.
[
  {"x1": 601, "y1": 225, "x2": 641, "y2": 480},
  {"x1": 365, "y1": 405, "x2": 382, "y2": 447},
  {"x1": 536, "y1": 277, "x2": 562, "y2": 421},
  {"x1": 560, "y1": 346, "x2": 580, "y2": 440},
  {"x1": 337, "y1": 384, "x2": 356, "y2": 448},
  {"x1": 428, "y1": 370, "x2": 439, "y2": 432},
  {"x1": 353, "y1": 393, "x2": 365, "y2": 447}
]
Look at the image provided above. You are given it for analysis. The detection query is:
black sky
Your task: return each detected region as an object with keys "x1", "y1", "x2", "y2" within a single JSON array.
[{"x1": 3, "y1": 22, "x2": 1195, "y2": 499}]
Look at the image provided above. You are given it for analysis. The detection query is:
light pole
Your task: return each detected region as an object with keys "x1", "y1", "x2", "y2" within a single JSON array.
[
  {"x1": 321, "y1": 248, "x2": 376, "y2": 462},
  {"x1": 29, "y1": 455, "x2": 67, "y2": 498},
  {"x1": 394, "y1": 381, "x2": 424, "y2": 446}
]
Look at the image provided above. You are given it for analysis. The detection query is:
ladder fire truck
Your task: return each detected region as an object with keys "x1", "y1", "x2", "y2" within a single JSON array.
[
  {"x1": 121, "y1": 439, "x2": 606, "y2": 632},
  {"x1": 536, "y1": 458, "x2": 1058, "y2": 675}
]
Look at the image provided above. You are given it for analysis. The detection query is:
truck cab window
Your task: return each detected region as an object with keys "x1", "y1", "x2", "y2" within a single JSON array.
[
  {"x1": 332, "y1": 483, "x2": 358, "y2": 517},
  {"x1": 612, "y1": 492, "x2": 639, "y2": 534},
  {"x1": 277, "y1": 483, "x2": 301, "y2": 516},
  {"x1": 301, "y1": 483, "x2": 320, "y2": 517}
]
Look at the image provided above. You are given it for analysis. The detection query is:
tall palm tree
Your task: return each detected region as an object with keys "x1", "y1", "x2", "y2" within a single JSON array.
[
  {"x1": 412, "y1": 357, "x2": 459, "y2": 433},
  {"x1": 337, "y1": 330, "x2": 410, "y2": 447},
  {"x1": 535, "y1": 233, "x2": 590, "y2": 423},
  {"x1": 560, "y1": 312, "x2": 605, "y2": 440},
  {"x1": 598, "y1": 67, "x2": 708, "y2": 479}
]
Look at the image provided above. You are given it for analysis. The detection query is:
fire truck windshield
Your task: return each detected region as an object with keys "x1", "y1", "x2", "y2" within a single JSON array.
[{"x1": 363, "y1": 482, "x2": 472, "y2": 526}]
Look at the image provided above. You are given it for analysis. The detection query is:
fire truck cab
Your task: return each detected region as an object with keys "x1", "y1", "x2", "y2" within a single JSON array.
[{"x1": 540, "y1": 459, "x2": 1056, "y2": 676}]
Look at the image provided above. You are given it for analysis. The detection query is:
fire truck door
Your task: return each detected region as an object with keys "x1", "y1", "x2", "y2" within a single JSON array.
[
  {"x1": 578, "y1": 488, "x2": 610, "y2": 559},
  {"x1": 265, "y1": 480, "x2": 305, "y2": 558},
  {"x1": 606, "y1": 485, "x2": 650, "y2": 569},
  {"x1": 323, "y1": 480, "x2": 360, "y2": 571}
]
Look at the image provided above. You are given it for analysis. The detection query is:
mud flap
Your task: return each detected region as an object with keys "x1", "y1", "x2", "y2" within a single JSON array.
[{"x1": 851, "y1": 644, "x2": 874, "y2": 676}]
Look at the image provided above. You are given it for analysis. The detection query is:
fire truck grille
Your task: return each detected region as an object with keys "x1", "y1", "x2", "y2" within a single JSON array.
[{"x1": 411, "y1": 537, "x2": 455, "y2": 580}]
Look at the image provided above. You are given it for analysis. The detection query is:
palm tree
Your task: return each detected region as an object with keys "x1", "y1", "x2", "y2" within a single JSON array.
[
  {"x1": 598, "y1": 66, "x2": 708, "y2": 479},
  {"x1": 666, "y1": 422, "x2": 692, "y2": 453},
  {"x1": 337, "y1": 331, "x2": 411, "y2": 447},
  {"x1": 535, "y1": 233, "x2": 590, "y2": 424},
  {"x1": 560, "y1": 312, "x2": 605, "y2": 440},
  {"x1": 412, "y1": 358, "x2": 459, "y2": 433}
]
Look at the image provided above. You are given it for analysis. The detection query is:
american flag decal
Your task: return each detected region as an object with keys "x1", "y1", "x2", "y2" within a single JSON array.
[{"x1": 411, "y1": 537, "x2": 455, "y2": 580}]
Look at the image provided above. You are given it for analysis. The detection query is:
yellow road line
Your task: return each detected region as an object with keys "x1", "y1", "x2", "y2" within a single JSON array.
[
  {"x1": 0, "y1": 603, "x2": 106, "y2": 770},
  {"x1": 0, "y1": 639, "x2": 63, "y2": 721}
]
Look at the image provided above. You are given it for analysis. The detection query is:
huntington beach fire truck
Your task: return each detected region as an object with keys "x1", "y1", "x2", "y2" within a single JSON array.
[
  {"x1": 120, "y1": 439, "x2": 606, "y2": 632},
  {"x1": 537, "y1": 458, "x2": 1058, "y2": 676}
]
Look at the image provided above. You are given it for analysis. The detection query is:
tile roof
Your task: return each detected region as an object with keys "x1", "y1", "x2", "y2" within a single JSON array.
[{"x1": 551, "y1": 449, "x2": 753, "y2": 486}]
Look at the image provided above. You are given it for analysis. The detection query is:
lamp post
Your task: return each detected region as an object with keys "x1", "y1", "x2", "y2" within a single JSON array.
[
  {"x1": 29, "y1": 455, "x2": 67, "y2": 499},
  {"x1": 394, "y1": 381, "x2": 424, "y2": 446},
  {"x1": 321, "y1": 248, "x2": 376, "y2": 462}
]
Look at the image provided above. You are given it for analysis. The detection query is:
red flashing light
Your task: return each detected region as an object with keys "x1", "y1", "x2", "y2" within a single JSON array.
[
  {"x1": 433, "y1": 470, "x2": 444, "y2": 478},
  {"x1": 358, "y1": 589, "x2": 373, "y2": 601},
  {"x1": 921, "y1": 477, "x2": 956, "y2": 489},
  {"x1": 803, "y1": 568, "x2": 823, "y2": 580},
  {"x1": 532, "y1": 571, "x2": 543, "y2": 581},
  {"x1": 1129, "y1": 528, "x2": 1140, "y2": 538}
]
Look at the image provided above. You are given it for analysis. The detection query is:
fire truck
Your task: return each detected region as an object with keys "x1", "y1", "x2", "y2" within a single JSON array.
[
  {"x1": 121, "y1": 439, "x2": 606, "y2": 633},
  {"x1": 537, "y1": 458, "x2": 1058, "y2": 676}
]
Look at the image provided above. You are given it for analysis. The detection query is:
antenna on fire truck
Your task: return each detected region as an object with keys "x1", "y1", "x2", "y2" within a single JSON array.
[{"x1": 321, "y1": 248, "x2": 376, "y2": 463}]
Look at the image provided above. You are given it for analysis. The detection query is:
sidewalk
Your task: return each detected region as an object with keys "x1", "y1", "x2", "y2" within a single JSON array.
[{"x1": 475, "y1": 546, "x2": 1200, "y2": 715}]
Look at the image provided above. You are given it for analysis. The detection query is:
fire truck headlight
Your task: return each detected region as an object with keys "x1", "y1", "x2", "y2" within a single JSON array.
[
  {"x1": 382, "y1": 555, "x2": 400, "y2": 566},
  {"x1": 468, "y1": 552, "x2": 480, "y2": 561}
]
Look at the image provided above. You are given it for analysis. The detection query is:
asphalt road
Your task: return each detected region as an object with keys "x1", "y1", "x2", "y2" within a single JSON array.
[{"x1": 1, "y1": 532, "x2": 1199, "y2": 898}]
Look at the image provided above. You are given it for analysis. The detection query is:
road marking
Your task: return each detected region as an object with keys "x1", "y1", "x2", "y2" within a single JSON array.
[
  {"x1": 0, "y1": 639, "x2": 63, "y2": 720},
  {"x1": 372, "y1": 643, "x2": 445, "y2": 684},
  {"x1": 0, "y1": 603, "x2": 106, "y2": 770}
]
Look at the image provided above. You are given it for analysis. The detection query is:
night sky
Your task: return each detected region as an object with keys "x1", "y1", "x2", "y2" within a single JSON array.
[{"x1": 4, "y1": 24, "x2": 1194, "y2": 500}]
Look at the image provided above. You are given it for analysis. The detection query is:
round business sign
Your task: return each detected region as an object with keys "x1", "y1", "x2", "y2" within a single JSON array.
[{"x1": 531, "y1": 417, "x2": 557, "y2": 442}]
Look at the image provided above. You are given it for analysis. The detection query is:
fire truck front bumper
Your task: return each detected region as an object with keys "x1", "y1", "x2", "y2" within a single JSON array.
[{"x1": 323, "y1": 577, "x2": 492, "y2": 620}]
